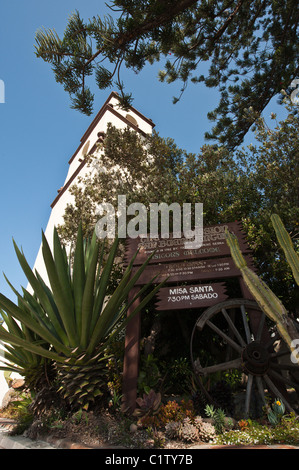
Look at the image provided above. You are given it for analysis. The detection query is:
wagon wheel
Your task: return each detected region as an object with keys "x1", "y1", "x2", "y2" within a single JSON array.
[{"x1": 190, "y1": 299, "x2": 299, "y2": 417}]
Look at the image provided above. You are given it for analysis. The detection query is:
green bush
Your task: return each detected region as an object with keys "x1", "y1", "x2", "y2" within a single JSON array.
[{"x1": 216, "y1": 413, "x2": 299, "y2": 446}]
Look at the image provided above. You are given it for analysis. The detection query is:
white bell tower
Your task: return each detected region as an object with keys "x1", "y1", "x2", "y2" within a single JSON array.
[{"x1": 32, "y1": 92, "x2": 154, "y2": 280}]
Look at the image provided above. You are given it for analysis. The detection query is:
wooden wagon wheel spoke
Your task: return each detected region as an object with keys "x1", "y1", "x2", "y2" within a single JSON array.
[
  {"x1": 255, "y1": 312, "x2": 266, "y2": 342},
  {"x1": 271, "y1": 362, "x2": 299, "y2": 372},
  {"x1": 205, "y1": 320, "x2": 243, "y2": 353},
  {"x1": 271, "y1": 350, "x2": 292, "y2": 359},
  {"x1": 241, "y1": 304, "x2": 252, "y2": 344},
  {"x1": 197, "y1": 358, "x2": 242, "y2": 376},
  {"x1": 191, "y1": 299, "x2": 299, "y2": 419},
  {"x1": 221, "y1": 308, "x2": 246, "y2": 347},
  {"x1": 268, "y1": 368, "x2": 299, "y2": 391},
  {"x1": 255, "y1": 376, "x2": 267, "y2": 406},
  {"x1": 264, "y1": 374, "x2": 296, "y2": 414},
  {"x1": 245, "y1": 374, "x2": 253, "y2": 416}
]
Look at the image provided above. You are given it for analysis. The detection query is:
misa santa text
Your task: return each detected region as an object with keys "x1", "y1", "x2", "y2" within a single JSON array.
[{"x1": 105, "y1": 454, "x2": 193, "y2": 466}]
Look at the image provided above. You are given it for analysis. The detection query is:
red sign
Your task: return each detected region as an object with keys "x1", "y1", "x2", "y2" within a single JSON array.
[
  {"x1": 125, "y1": 222, "x2": 249, "y2": 265},
  {"x1": 156, "y1": 282, "x2": 228, "y2": 310}
]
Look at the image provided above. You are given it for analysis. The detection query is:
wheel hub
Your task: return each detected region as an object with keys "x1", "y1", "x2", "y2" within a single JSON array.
[{"x1": 242, "y1": 341, "x2": 270, "y2": 375}]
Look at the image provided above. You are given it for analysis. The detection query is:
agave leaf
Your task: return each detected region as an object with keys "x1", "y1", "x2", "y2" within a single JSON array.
[
  {"x1": 89, "y1": 237, "x2": 120, "y2": 335},
  {"x1": 89, "y1": 248, "x2": 157, "y2": 347},
  {"x1": 34, "y1": 271, "x2": 67, "y2": 341},
  {"x1": 72, "y1": 224, "x2": 85, "y2": 333},
  {"x1": 91, "y1": 252, "x2": 165, "y2": 348},
  {"x1": 0, "y1": 292, "x2": 70, "y2": 356},
  {"x1": 97, "y1": 278, "x2": 167, "y2": 354},
  {"x1": 84, "y1": 230, "x2": 98, "y2": 272},
  {"x1": 0, "y1": 308, "x2": 24, "y2": 339},
  {"x1": 0, "y1": 365, "x2": 24, "y2": 374},
  {"x1": 116, "y1": 249, "x2": 158, "y2": 303},
  {"x1": 4, "y1": 274, "x2": 53, "y2": 335},
  {"x1": 88, "y1": 269, "x2": 132, "y2": 352},
  {"x1": 41, "y1": 231, "x2": 78, "y2": 347},
  {"x1": 80, "y1": 236, "x2": 100, "y2": 348},
  {"x1": 53, "y1": 228, "x2": 75, "y2": 315},
  {"x1": 12, "y1": 239, "x2": 66, "y2": 337},
  {"x1": 102, "y1": 274, "x2": 162, "y2": 337},
  {"x1": 0, "y1": 324, "x2": 63, "y2": 362}
]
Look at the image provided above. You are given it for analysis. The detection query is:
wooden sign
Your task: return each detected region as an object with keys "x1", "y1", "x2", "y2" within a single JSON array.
[
  {"x1": 156, "y1": 282, "x2": 228, "y2": 310},
  {"x1": 132, "y1": 255, "x2": 255, "y2": 286},
  {"x1": 125, "y1": 222, "x2": 249, "y2": 265}
]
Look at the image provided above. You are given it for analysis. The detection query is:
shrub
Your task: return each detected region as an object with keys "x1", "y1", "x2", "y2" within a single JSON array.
[
  {"x1": 140, "y1": 398, "x2": 195, "y2": 429},
  {"x1": 215, "y1": 413, "x2": 299, "y2": 446}
]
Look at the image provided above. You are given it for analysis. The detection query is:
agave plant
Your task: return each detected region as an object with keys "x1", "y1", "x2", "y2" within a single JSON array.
[
  {"x1": 0, "y1": 306, "x2": 54, "y2": 393},
  {"x1": 0, "y1": 226, "x2": 164, "y2": 409}
]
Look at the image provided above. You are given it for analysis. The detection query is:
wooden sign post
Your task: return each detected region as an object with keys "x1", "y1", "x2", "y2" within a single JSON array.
[
  {"x1": 131, "y1": 256, "x2": 255, "y2": 285},
  {"x1": 125, "y1": 222, "x2": 249, "y2": 266},
  {"x1": 121, "y1": 287, "x2": 141, "y2": 413},
  {"x1": 121, "y1": 221, "x2": 254, "y2": 413}
]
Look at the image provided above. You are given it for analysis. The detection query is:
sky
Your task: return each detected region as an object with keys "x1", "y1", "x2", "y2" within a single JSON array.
[{"x1": 0, "y1": 1, "x2": 286, "y2": 303}]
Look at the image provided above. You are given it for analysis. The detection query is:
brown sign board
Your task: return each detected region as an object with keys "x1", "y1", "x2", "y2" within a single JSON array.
[
  {"x1": 125, "y1": 222, "x2": 250, "y2": 266},
  {"x1": 132, "y1": 255, "x2": 255, "y2": 286},
  {"x1": 156, "y1": 282, "x2": 228, "y2": 310}
]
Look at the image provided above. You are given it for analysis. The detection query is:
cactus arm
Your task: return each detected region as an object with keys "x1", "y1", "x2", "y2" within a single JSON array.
[
  {"x1": 271, "y1": 214, "x2": 299, "y2": 286},
  {"x1": 225, "y1": 229, "x2": 289, "y2": 325},
  {"x1": 225, "y1": 229, "x2": 299, "y2": 364}
]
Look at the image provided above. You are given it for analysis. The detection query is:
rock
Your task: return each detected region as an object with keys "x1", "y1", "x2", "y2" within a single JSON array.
[
  {"x1": 1, "y1": 381, "x2": 25, "y2": 409},
  {"x1": 130, "y1": 423, "x2": 138, "y2": 433},
  {"x1": 1, "y1": 388, "x2": 16, "y2": 409},
  {"x1": 11, "y1": 379, "x2": 25, "y2": 390}
]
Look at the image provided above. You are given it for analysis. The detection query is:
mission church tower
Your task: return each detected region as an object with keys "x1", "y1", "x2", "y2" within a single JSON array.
[{"x1": 33, "y1": 92, "x2": 155, "y2": 279}]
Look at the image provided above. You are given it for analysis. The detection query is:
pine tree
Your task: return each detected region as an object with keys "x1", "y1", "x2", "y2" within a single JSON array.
[{"x1": 35, "y1": 0, "x2": 299, "y2": 149}]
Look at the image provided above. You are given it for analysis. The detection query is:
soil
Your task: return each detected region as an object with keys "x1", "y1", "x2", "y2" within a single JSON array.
[{"x1": 5, "y1": 408, "x2": 199, "y2": 449}]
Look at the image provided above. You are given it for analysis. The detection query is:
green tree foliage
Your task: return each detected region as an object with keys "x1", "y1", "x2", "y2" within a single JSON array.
[
  {"x1": 237, "y1": 99, "x2": 299, "y2": 314},
  {"x1": 58, "y1": 97, "x2": 298, "y2": 315},
  {"x1": 35, "y1": 0, "x2": 299, "y2": 149}
]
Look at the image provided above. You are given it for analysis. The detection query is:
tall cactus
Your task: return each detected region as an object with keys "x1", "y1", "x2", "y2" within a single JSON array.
[
  {"x1": 271, "y1": 214, "x2": 299, "y2": 286},
  {"x1": 225, "y1": 218, "x2": 299, "y2": 365}
]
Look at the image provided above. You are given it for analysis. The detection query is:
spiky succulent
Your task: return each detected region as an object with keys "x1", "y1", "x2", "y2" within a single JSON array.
[
  {"x1": 179, "y1": 418, "x2": 199, "y2": 443},
  {"x1": 0, "y1": 226, "x2": 164, "y2": 410},
  {"x1": 197, "y1": 421, "x2": 216, "y2": 442},
  {"x1": 134, "y1": 389, "x2": 162, "y2": 421},
  {"x1": 165, "y1": 421, "x2": 182, "y2": 440}
]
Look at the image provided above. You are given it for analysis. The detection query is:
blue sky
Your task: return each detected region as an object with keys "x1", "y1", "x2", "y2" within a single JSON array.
[{"x1": 0, "y1": 1, "x2": 286, "y2": 302}]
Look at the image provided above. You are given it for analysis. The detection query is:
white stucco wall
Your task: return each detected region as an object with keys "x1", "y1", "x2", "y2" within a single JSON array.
[
  {"x1": 0, "y1": 371, "x2": 8, "y2": 406},
  {"x1": 0, "y1": 371, "x2": 22, "y2": 408}
]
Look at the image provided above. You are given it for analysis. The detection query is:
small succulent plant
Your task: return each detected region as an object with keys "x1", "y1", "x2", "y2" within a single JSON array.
[
  {"x1": 267, "y1": 398, "x2": 285, "y2": 425},
  {"x1": 193, "y1": 415, "x2": 216, "y2": 442},
  {"x1": 197, "y1": 421, "x2": 216, "y2": 442},
  {"x1": 134, "y1": 389, "x2": 161, "y2": 421},
  {"x1": 179, "y1": 418, "x2": 199, "y2": 443},
  {"x1": 165, "y1": 421, "x2": 182, "y2": 440}
]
